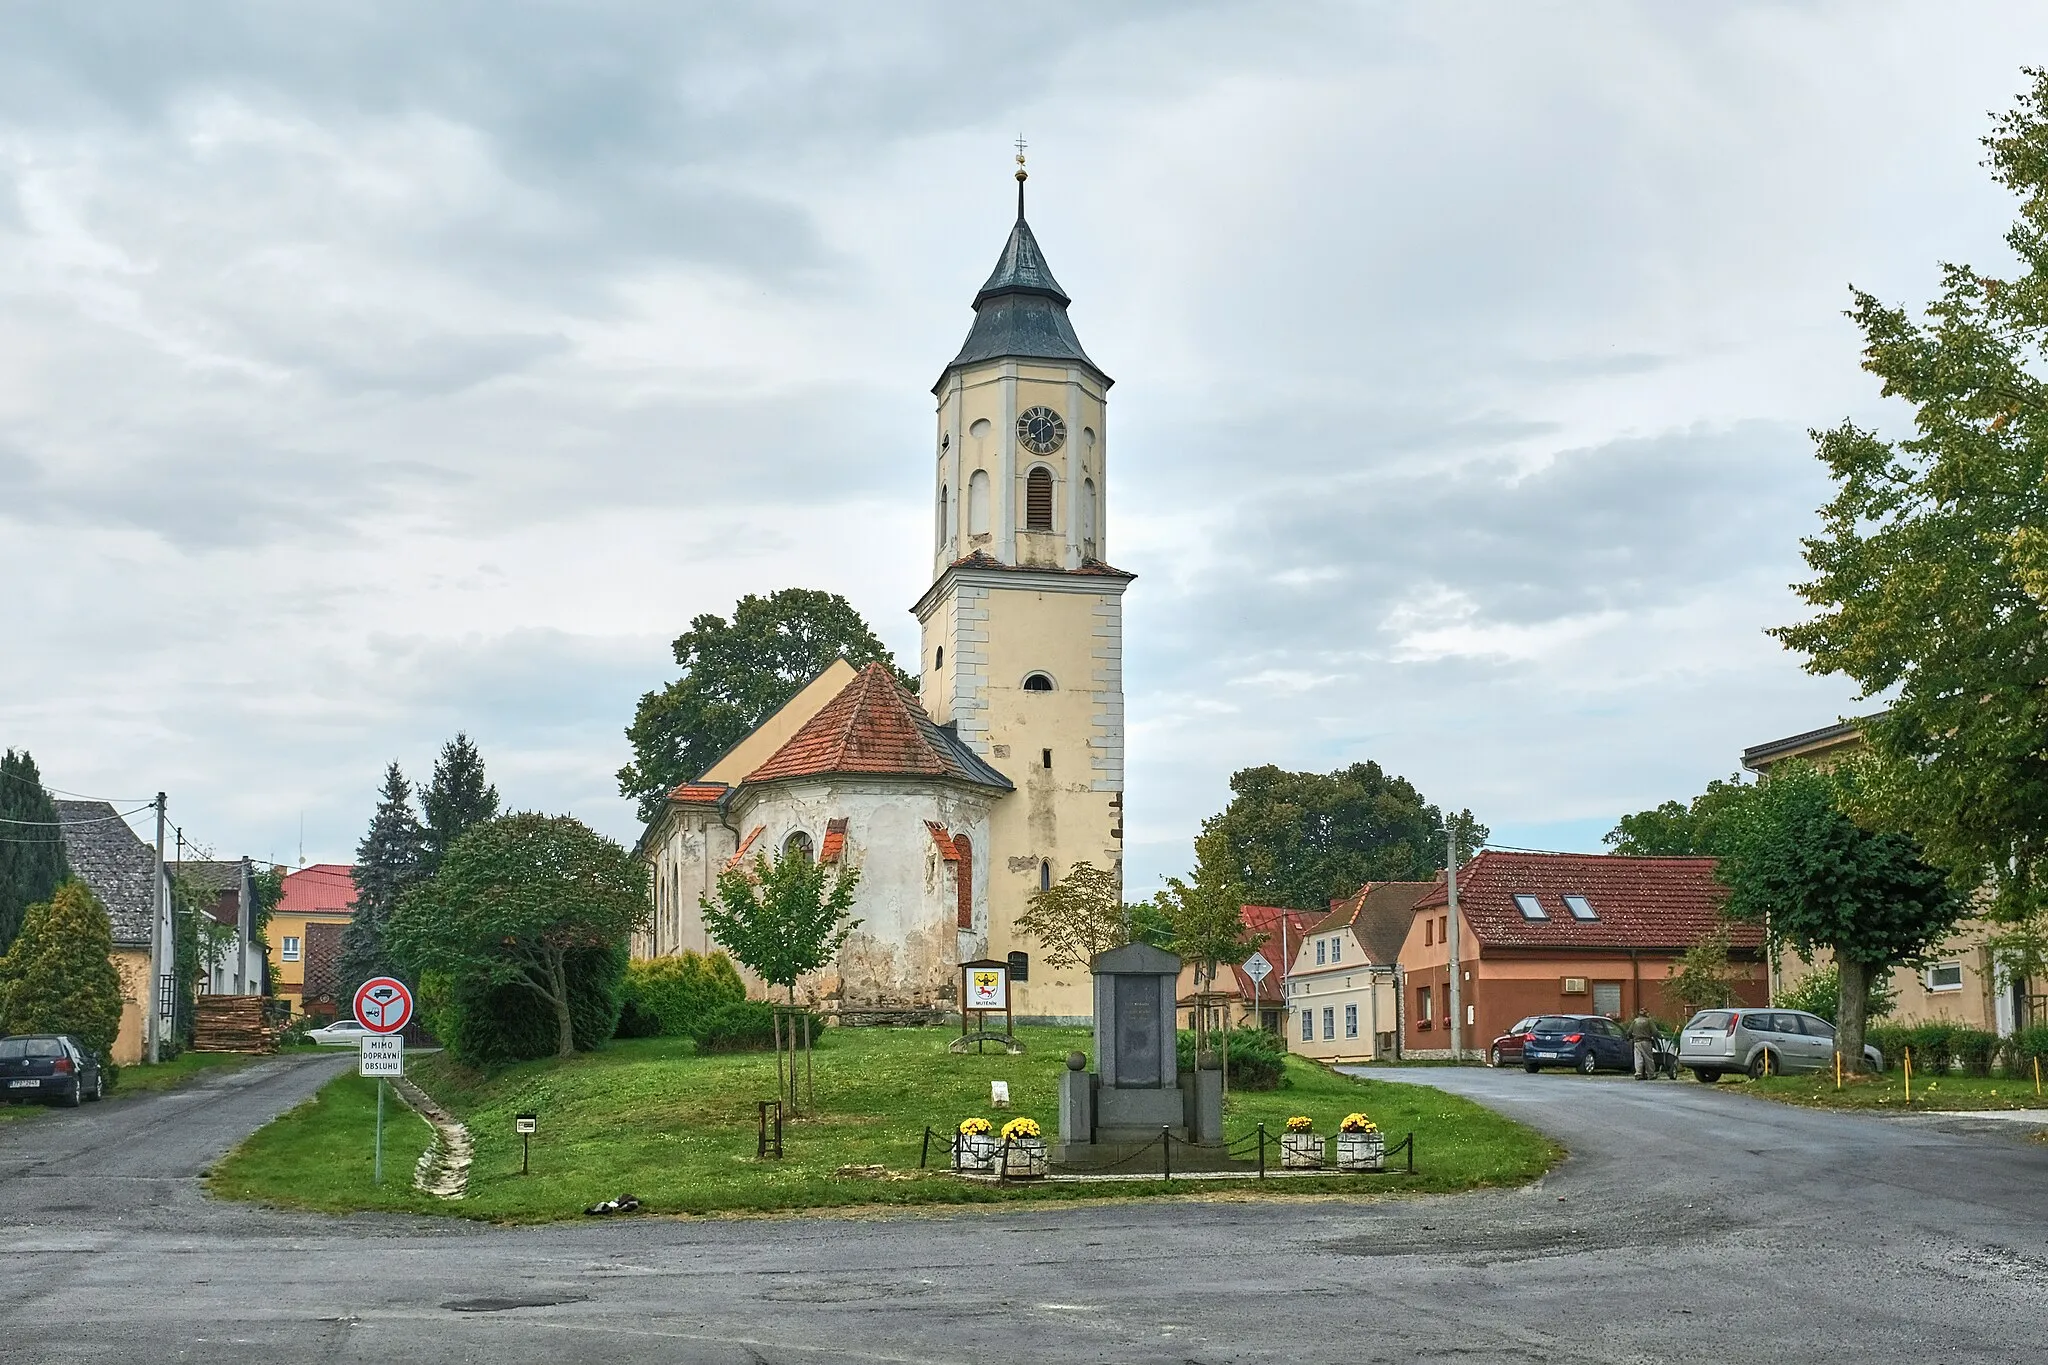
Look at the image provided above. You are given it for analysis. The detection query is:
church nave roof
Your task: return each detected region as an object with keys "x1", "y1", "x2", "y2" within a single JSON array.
[{"x1": 743, "y1": 662, "x2": 1011, "y2": 791}]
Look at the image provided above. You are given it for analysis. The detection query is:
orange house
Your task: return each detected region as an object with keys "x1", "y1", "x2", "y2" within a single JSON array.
[{"x1": 1398, "y1": 851, "x2": 1767, "y2": 1059}]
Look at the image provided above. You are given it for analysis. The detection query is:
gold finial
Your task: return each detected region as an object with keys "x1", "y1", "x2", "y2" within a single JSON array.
[{"x1": 1014, "y1": 134, "x2": 1028, "y2": 182}]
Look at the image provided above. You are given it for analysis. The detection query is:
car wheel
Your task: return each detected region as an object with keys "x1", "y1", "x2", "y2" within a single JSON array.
[
  {"x1": 60, "y1": 1079, "x2": 83, "y2": 1108},
  {"x1": 1524, "y1": 1062, "x2": 1540, "y2": 1074},
  {"x1": 1490, "y1": 1047, "x2": 1502, "y2": 1068},
  {"x1": 1578, "y1": 1049, "x2": 1599, "y2": 1075},
  {"x1": 1746, "y1": 1051, "x2": 1774, "y2": 1081},
  {"x1": 1693, "y1": 1068, "x2": 1720, "y2": 1084},
  {"x1": 91, "y1": 1072, "x2": 104, "y2": 1101}
]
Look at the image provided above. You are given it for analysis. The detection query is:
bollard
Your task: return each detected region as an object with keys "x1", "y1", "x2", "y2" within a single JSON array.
[
  {"x1": 1834, "y1": 1050, "x2": 1842, "y2": 1091},
  {"x1": 920, "y1": 1126, "x2": 933, "y2": 1170},
  {"x1": 1904, "y1": 1047, "x2": 1912, "y2": 1104},
  {"x1": 1257, "y1": 1122, "x2": 1266, "y2": 1180},
  {"x1": 2036, "y1": 1055, "x2": 2042, "y2": 1100}
]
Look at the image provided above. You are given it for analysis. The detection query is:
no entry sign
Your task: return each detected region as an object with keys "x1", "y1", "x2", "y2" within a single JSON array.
[{"x1": 353, "y1": 977, "x2": 414, "y2": 1034}]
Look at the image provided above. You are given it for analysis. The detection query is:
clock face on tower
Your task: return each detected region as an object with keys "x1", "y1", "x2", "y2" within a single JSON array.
[{"x1": 1016, "y1": 406, "x2": 1066, "y2": 455}]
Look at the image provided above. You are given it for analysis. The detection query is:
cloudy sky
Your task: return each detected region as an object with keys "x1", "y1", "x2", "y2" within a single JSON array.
[{"x1": 2, "y1": 2, "x2": 2040, "y2": 890}]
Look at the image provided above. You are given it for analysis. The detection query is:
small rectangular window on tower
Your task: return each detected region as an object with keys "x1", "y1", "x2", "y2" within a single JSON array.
[{"x1": 1041, "y1": 748, "x2": 1052, "y2": 770}]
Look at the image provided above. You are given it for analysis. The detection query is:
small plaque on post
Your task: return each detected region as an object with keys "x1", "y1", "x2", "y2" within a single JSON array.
[{"x1": 359, "y1": 1034, "x2": 404, "y2": 1078}]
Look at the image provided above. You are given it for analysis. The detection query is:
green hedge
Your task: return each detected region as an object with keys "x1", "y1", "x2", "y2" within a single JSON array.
[
  {"x1": 615, "y1": 951, "x2": 746, "y2": 1040},
  {"x1": 1865, "y1": 1022, "x2": 2003, "y2": 1076},
  {"x1": 448, "y1": 945, "x2": 628, "y2": 1067},
  {"x1": 1176, "y1": 1026, "x2": 1287, "y2": 1090},
  {"x1": 692, "y1": 999, "x2": 825, "y2": 1053}
]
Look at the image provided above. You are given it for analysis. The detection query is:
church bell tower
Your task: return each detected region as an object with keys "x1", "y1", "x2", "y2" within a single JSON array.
[{"x1": 911, "y1": 152, "x2": 1131, "y2": 1023}]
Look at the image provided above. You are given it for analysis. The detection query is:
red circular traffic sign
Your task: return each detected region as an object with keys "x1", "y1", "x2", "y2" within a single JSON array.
[{"x1": 352, "y1": 977, "x2": 414, "y2": 1034}]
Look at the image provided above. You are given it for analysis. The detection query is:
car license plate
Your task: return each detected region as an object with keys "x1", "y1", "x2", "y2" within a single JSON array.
[
  {"x1": 8, "y1": 1079, "x2": 38, "y2": 1088},
  {"x1": 1529, "y1": 1050, "x2": 1556, "y2": 1059},
  {"x1": 1686, "y1": 1034, "x2": 1715, "y2": 1048}
]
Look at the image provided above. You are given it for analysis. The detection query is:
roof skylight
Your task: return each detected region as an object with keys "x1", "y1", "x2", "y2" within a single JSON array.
[
  {"x1": 1564, "y1": 894, "x2": 1598, "y2": 921},
  {"x1": 1513, "y1": 894, "x2": 1547, "y2": 920}
]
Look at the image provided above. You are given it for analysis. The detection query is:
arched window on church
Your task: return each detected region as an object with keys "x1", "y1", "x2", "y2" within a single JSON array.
[
  {"x1": 1039, "y1": 859, "x2": 1052, "y2": 892},
  {"x1": 784, "y1": 831, "x2": 814, "y2": 864},
  {"x1": 1025, "y1": 466, "x2": 1054, "y2": 532},
  {"x1": 937, "y1": 484, "x2": 949, "y2": 551},
  {"x1": 968, "y1": 469, "x2": 990, "y2": 537},
  {"x1": 1081, "y1": 478, "x2": 1098, "y2": 558},
  {"x1": 1023, "y1": 672, "x2": 1055, "y2": 692}
]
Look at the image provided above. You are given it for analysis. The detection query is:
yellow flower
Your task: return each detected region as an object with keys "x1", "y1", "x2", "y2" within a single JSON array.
[
  {"x1": 1338, "y1": 1112, "x2": 1377, "y2": 1134},
  {"x1": 1284, "y1": 1115, "x2": 1315, "y2": 1133},
  {"x1": 958, "y1": 1117, "x2": 992, "y2": 1137},
  {"x1": 1000, "y1": 1116, "x2": 1041, "y2": 1142}
]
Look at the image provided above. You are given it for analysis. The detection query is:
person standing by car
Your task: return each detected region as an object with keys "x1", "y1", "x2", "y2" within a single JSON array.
[{"x1": 1628, "y1": 1008, "x2": 1660, "y2": 1080}]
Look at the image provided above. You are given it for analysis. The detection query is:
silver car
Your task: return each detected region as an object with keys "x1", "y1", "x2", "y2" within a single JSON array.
[{"x1": 1678, "y1": 1008, "x2": 1883, "y2": 1082}]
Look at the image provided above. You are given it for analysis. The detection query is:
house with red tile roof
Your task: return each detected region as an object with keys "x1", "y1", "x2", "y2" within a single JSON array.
[
  {"x1": 1396, "y1": 851, "x2": 1767, "y2": 1058},
  {"x1": 637, "y1": 179, "x2": 1134, "y2": 1024},
  {"x1": 1286, "y1": 881, "x2": 1436, "y2": 1062},
  {"x1": 1173, "y1": 904, "x2": 1320, "y2": 1036},
  {"x1": 268, "y1": 863, "x2": 356, "y2": 1019}
]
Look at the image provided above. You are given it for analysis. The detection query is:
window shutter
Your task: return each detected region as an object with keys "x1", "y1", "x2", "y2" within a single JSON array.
[{"x1": 1026, "y1": 467, "x2": 1054, "y2": 531}]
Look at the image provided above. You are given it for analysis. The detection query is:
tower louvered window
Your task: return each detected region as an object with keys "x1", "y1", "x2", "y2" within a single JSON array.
[{"x1": 1025, "y1": 467, "x2": 1054, "y2": 531}]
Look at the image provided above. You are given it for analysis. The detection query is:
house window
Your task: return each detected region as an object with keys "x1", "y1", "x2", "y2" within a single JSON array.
[
  {"x1": 1330, "y1": 936, "x2": 1342, "y2": 963},
  {"x1": 1513, "y1": 894, "x2": 1548, "y2": 920},
  {"x1": 1023, "y1": 672, "x2": 1055, "y2": 692},
  {"x1": 1925, "y1": 962, "x2": 1963, "y2": 991},
  {"x1": 1424, "y1": 918, "x2": 1433, "y2": 947},
  {"x1": 1025, "y1": 466, "x2": 1055, "y2": 531},
  {"x1": 1439, "y1": 915, "x2": 1448, "y2": 943},
  {"x1": 1592, "y1": 982, "x2": 1622, "y2": 1017},
  {"x1": 1316, "y1": 940, "x2": 1326, "y2": 965},
  {"x1": 1563, "y1": 894, "x2": 1597, "y2": 920},
  {"x1": 1322, "y1": 1007, "x2": 1335, "y2": 1040},
  {"x1": 1417, "y1": 986, "x2": 1433, "y2": 1027},
  {"x1": 281, "y1": 936, "x2": 301, "y2": 962},
  {"x1": 1345, "y1": 1003, "x2": 1358, "y2": 1038},
  {"x1": 1301, "y1": 1009, "x2": 1313, "y2": 1042}
]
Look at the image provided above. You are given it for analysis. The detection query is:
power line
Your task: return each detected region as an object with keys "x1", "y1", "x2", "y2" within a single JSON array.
[
  {"x1": 0, "y1": 804, "x2": 153, "y2": 827},
  {"x1": 0, "y1": 767, "x2": 152, "y2": 805}
]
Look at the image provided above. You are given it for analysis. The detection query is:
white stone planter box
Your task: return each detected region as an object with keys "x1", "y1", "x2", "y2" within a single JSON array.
[
  {"x1": 1001, "y1": 1137, "x2": 1049, "y2": 1178},
  {"x1": 1337, "y1": 1131, "x2": 1385, "y2": 1172},
  {"x1": 1280, "y1": 1132, "x2": 1324, "y2": 1169},
  {"x1": 952, "y1": 1133, "x2": 997, "y2": 1172}
]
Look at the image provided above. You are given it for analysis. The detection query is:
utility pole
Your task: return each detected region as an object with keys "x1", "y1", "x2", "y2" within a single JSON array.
[
  {"x1": 1447, "y1": 825, "x2": 1462, "y2": 1063},
  {"x1": 149, "y1": 793, "x2": 167, "y2": 1064}
]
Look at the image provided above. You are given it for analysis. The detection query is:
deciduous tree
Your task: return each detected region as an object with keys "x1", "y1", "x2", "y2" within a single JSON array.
[
  {"x1": 1154, "y1": 832, "x2": 1260, "y2": 1054},
  {"x1": 387, "y1": 813, "x2": 648, "y2": 1059},
  {"x1": 618, "y1": 590, "x2": 910, "y2": 822},
  {"x1": 1774, "y1": 70, "x2": 2048, "y2": 970},
  {"x1": 699, "y1": 842, "x2": 861, "y2": 1002},
  {"x1": 1605, "y1": 777, "x2": 1755, "y2": 857},
  {"x1": 1716, "y1": 762, "x2": 1963, "y2": 1073},
  {"x1": 1015, "y1": 862, "x2": 1129, "y2": 969}
]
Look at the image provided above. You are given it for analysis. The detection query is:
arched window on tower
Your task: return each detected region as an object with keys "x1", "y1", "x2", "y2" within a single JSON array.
[
  {"x1": 1081, "y1": 478, "x2": 1098, "y2": 558},
  {"x1": 1025, "y1": 466, "x2": 1054, "y2": 532},
  {"x1": 937, "y1": 484, "x2": 949, "y2": 551},
  {"x1": 968, "y1": 469, "x2": 990, "y2": 537},
  {"x1": 784, "y1": 830, "x2": 814, "y2": 864},
  {"x1": 1023, "y1": 672, "x2": 1055, "y2": 692},
  {"x1": 1039, "y1": 859, "x2": 1052, "y2": 892}
]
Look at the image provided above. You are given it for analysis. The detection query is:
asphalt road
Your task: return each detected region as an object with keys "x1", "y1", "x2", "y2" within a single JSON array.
[{"x1": 2, "y1": 1054, "x2": 2045, "y2": 1363}]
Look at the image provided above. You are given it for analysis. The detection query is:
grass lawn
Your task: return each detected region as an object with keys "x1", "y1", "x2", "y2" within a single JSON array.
[
  {"x1": 1736, "y1": 1070, "x2": 2048, "y2": 1112},
  {"x1": 207, "y1": 1073, "x2": 442, "y2": 1214},
  {"x1": 209, "y1": 1026, "x2": 1558, "y2": 1222}
]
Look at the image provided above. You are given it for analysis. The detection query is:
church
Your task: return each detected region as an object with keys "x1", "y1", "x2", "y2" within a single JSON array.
[{"x1": 634, "y1": 162, "x2": 1129, "y2": 1024}]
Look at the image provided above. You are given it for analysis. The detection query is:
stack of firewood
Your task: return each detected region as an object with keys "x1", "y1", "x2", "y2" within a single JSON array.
[{"x1": 193, "y1": 996, "x2": 280, "y2": 1053}]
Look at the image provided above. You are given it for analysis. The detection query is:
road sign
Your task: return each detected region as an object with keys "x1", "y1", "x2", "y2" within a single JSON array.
[
  {"x1": 359, "y1": 1034, "x2": 404, "y2": 1077},
  {"x1": 1241, "y1": 950, "x2": 1273, "y2": 984},
  {"x1": 353, "y1": 977, "x2": 414, "y2": 1034}
]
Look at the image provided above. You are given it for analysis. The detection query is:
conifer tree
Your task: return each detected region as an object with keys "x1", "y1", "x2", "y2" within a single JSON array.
[
  {"x1": 0, "y1": 749, "x2": 70, "y2": 956},
  {"x1": 0, "y1": 879, "x2": 125, "y2": 1064},
  {"x1": 420, "y1": 733, "x2": 499, "y2": 879},
  {"x1": 336, "y1": 762, "x2": 427, "y2": 1004}
]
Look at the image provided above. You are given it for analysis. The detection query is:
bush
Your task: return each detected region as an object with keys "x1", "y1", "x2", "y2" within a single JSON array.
[
  {"x1": 0, "y1": 879, "x2": 126, "y2": 1068},
  {"x1": 1951, "y1": 1028, "x2": 2000, "y2": 1078},
  {"x1": 1176, "y1": 1026, "x2": 1287, "y2": 1090},
  {"x1": 1778, "y1": 962, "x2": 1897, "y2": 1025},
  {"x1": 448, "y1": 944, "x2": 628, "y2": 1067},
  {"x1": 1867, "y1": 1024, "x2": 1912, "y2": 1072},
  {"x1": 2009, "y1": 1024, "x2": 2048, "y2": 1075},
  {"x1": 694, "y1": 999, "x2": 823, "y2": 1053},
  {"x1": 616, "y1": 951, "x2": 747, "y2": 1040}
]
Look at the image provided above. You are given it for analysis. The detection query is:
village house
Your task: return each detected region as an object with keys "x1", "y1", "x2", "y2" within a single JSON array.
[
  {"x1": 1284, "y1": 881, "x2": 1434, "y2": 1063},
  {"x1": 266, "y1": 863, "x2": 355, "y2": 1019},
  {"x1": 1397, "y1": 851, "x2": 1767, "y2": 1059},
  {"x1": 1743, "y1": 718, "x2": 2037, "y2": 1035},
  {"x1": 1174, "y1": 904, "x2": 1319, "y2": 1035},
  {"x1": 53, "y1": 800, "x2": 168, "y2": 1065}
]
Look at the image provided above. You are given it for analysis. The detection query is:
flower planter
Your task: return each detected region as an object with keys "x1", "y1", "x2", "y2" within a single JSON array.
[
  {"x1": 952, "y1": 1133, "x2": 998, "y2": 1173},
  {"x1": 1280, "y1": 1132, "x2": 1324, "y2": 1169},
  {"x1": 1001, "y1": 1137, "x2": 1050, "y2": 1178},
  {"x1": 1337, "y1": 1131, "x2": 1385, "y2": 1172}
]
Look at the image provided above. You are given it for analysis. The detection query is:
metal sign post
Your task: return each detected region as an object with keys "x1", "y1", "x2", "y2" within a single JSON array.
[
  {"x1": 515, "y1": 1112, "x2": 537, "y2": 1174},
  {"x1": 354, "y1": 979, "x2": 413, "y2": 1187}
]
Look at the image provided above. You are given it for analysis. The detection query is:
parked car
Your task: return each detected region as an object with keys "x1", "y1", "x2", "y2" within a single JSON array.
[
  {"x1": 1488, "y1": 1017, "x2": 1541, "y2": 1068},
  {"x1": 0, "y1": 1034, "x2": 104, "y2": 1106},
  {"x1": 1678, "y1": 1008, "x2": 1884, "y2": 1082},
  {"x1": 1521, "y1": 1014, "x2": 1637, "y2": 1074},
  {"x1": 306, "y1": 1020, "x2": 372, "y2": 1047}
]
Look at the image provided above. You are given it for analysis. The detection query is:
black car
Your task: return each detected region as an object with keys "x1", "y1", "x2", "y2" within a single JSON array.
[
  {"x1": 1520, "y1": 1014, "x2": 1678, "y2": 1077},
  {"x1": 0, "y1": 1034, "x2": 105, "y2": 1107}
]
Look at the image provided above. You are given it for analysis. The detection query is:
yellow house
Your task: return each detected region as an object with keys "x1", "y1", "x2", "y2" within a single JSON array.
[
  {"x1": 1742, "y1": 718, "x2": 2028, "y2": 1034},
  {"x1": 54, "y1": 800, "x2": 166, "y2": 1065},
  {"x1": 267, "y1": 864, "x2": 355, "y2": 1018}
]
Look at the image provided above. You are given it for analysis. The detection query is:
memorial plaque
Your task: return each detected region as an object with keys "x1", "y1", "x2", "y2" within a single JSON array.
[{"x1": 1113, "y1": 980, "x2": 1159, "y2": 1085}]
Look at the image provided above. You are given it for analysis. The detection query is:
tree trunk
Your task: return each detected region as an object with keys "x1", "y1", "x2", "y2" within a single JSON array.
[
  {"x1": 1837, "y1": 957, "x2": 1872, "y2": 1074},
  {"x1": 548, "y1": 949, "x2": 575, "y2": 1058}
]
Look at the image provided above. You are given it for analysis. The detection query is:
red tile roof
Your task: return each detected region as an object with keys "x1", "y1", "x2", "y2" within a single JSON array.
[
  {"x1": 820, "y1": 818, "x2": 848, "y2": 865},
  {"x1": 924, "y1": 821, "x2": 960, "y2": 861},
  {"x1": 1412, "y1": 851, "x2": 1759, "y2": 951},
  {"x1": 744, "y1": 662, "x2": 1008, "y2": 788},
  {"x1": 667, "y1": 782, "x2": 729, "y2": 805},
  {"x1": 723, "y1": 825, "x2": 765, "y2": 872},
  {"x1": 277, "y1": 863, "x2": 356, "y2": 916},
  {"x1": 1311, "y1": 881, "x2": 1436, "y2": 965},
  {"x1": 1230, "y1": 904, "x2": 1321, "y2": 998}
]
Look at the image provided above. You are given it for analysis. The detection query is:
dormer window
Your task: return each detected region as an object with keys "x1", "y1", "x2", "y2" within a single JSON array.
[
  {"x1": 1563, "y1": 894, "x2": 1597, "y2": 920},
  {"x1": 1513, "y1": 894, "x2": 1547, "y2": 920}
]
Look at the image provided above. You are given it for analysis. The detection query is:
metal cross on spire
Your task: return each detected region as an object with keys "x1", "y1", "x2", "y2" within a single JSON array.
[{"x1": 1013, "y1": 135, "x2": 1028, "y2": 218}]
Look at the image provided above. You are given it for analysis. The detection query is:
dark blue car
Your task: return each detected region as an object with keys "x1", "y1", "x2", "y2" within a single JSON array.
[{"x1": 1521, "y1": 1014, "x2": 1633, "y2": 1074}]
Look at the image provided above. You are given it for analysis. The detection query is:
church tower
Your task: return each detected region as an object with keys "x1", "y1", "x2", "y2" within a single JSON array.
[{"x1": 912, "y1": 155, "x2": 1131, "y2": 1022}]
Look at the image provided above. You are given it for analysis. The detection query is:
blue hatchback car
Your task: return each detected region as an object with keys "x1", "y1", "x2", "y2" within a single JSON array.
[{"x1": 1521, "y1": 1014, "x2": 1635, "y2": 1074}]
